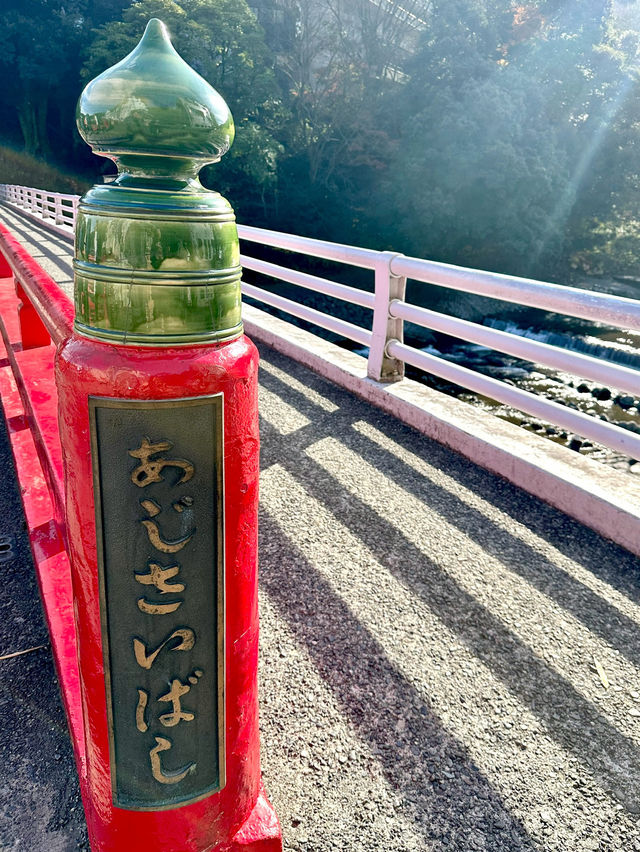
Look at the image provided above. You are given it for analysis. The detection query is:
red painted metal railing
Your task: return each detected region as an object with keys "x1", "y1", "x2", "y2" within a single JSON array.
[
  {"x1": 0, "y1": 219, "x2": 282, "y2": 852},
  {"x1": 0, "y1": 223, "x2": 73, "y2": 528},
  {"x1": 0, "y1": 223, "x2": 73, "y2": 344},
  {"x1": 0, "y1": 224, "x2": 88, "y2": 812}
]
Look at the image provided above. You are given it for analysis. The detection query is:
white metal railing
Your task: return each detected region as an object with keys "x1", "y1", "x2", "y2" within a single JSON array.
[
  {"x1": 3, "y1": 183, "x2": 640, "y2": 460},
  {"x1": 0, "y1": 184, "x2": 77, "y2": 234}
]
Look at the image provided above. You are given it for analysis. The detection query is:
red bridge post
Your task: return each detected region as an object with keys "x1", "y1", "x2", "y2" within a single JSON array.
[
  {"x1": 16, "y1": 280, "x2": 51, "y2": 349},
  {"x1": 54, "y1": 19, "x2": 281, "y2": 851}
]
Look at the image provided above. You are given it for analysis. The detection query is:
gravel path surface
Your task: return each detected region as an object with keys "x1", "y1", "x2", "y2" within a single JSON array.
[
  {"x1": 2, "y1": 207, "x2": 640, "y2": 851},
  {"x1": 257, "y1": 346, "x2": 640, "y2": 852},
  {"x1": 0, "y1": 205, "x2": 74, "y2": 300}
]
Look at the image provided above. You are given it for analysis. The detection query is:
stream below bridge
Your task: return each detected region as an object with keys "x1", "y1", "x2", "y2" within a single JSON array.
[
  {"x1": 388, "y1": 275, "x2": 640, "y2": 475},
  {"x1": 298, "y1": 273, "x2": 640, "y2": 475}
]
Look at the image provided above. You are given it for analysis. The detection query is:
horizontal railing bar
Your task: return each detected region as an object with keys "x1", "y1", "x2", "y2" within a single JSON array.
[
  {"x1": 390, "y1": 255, "x2": 640, "y2": 332},
  {"x1": 2, "y1": 199, "x2": 75, "y2": 235},
  {"x1": 239, "y1": 224, "x2": 383, "y2": 269},
  {"x1": 389, "y1": 299, "x2": 640, "y2": 397},
  {"x1": 240, "y1": 254, "x2": 376, "y2": 309},
  {"x1": 387, "y1": 339, "x2": 640, "y2": 459},
  {"x1": 6, "y1": 185, "x2": 79, "y2": 202},
  {"x1": 241, "y1": 282, "x2": 372, "y2": 347},
  {"x1": 3, "y1": 182, "x2": 640, "y2": 332}
]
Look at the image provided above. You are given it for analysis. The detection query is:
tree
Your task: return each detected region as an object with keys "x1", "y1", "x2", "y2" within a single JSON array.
[
  {"x1": 370, "y1": 0, "x2": 631, "y2": 279},
  {"x1": 382, "y1": 71, "x2": 570, "y2": 275},
  {"x1": 258, "y1": 0, "x2": 412, "y2": 240},
  {"x1": 0, "y1": 0, "x2": 88, "y2": 158},
  {"x1": 82, "y1": 0, "x2": 286, "y2": 219}
]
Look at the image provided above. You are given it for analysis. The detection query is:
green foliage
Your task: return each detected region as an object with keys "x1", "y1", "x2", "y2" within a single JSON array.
[
  {"x1": 83, "y1": 0, "x2": 284, "y2": 213},
  {"x1": 362, "y1": 0, "x2": 637, "y2": 278},
  {"x1": 0, "y1": 146, "x2": 89, "y2": 194},
  {"x1": 0, "y1": 0, "x2": 85, "y2": 159},
  {"x1": 3, "y1": 0, "x2": 640, "y2": 281},
  {"x1": 380, "y1": 71, "x2": 571, "y2": 274},
  {"x1": 571, "y1": 218, "x2": 640, "y2": 277}
]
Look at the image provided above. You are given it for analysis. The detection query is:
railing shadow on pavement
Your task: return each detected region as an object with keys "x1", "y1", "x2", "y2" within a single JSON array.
[
  {"x1": 259, "y1": 511, "x2": 540, "y2": 852},
  {"x1": 1, "y1": 206, "x2": 75, "y2": 279},
  {"x1": 258, "y1": 358, "x2": 640, "y2": 663},
  {"x1": 256, "y1": 344, "x2": 640, "y2": 848}
]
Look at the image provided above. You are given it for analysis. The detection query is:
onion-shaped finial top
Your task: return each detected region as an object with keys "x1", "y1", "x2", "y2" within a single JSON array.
[{"x1": 76, "y1": 18, "x2": 234, "y2": 179}]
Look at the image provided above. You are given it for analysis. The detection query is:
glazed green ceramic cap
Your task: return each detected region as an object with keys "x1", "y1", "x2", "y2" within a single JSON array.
[
  {"x1": 77, "y1": 17, "x2": 234, "y2": 177},
  {"x1": 73, "y1": 18, "x2": 243, "y2": 346}
]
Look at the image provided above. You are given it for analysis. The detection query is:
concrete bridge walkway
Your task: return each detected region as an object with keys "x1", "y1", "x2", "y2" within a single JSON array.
[{"x1": 1, "y1": 204, "x2": 640, "y2": 851}]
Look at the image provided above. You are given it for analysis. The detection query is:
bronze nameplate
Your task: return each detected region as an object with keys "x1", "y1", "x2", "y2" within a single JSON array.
[{"x1": 90, "y1": 395, "x2": 225, "y2": 810}]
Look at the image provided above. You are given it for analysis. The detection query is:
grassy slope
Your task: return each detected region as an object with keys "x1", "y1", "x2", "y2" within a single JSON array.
[{"x1": 0, "y1": 146, "x2": 91, "y2": 195}]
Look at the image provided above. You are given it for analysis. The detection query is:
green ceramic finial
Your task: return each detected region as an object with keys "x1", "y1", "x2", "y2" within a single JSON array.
[
  {"x1": 77, "y1": 18, "x2": 234, "y2": 181},
  {"x1": 73, "y1": 20, "x2": 243, "y2": 347}
]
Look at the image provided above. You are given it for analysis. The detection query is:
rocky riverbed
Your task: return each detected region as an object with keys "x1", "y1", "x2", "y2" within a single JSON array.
[{"x1": 416, "y1": 324, "x2": 640, "y2": 475}]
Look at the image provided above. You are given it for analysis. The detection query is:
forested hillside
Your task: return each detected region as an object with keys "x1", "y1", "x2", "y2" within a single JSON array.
[{"x1": 1, "y1": 0, "x2": 640, "y2": 281}]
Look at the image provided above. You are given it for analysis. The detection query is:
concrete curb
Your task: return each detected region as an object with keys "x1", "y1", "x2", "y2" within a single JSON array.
[{"x1": 243, "y1": 303, "x2": 640, "y2": 557}]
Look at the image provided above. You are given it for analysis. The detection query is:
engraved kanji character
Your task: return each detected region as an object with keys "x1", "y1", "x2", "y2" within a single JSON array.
[
  {"x1": 135, "y1": 561, "x2": 185, "y2": 594},
  {"x1": 129, "y1": 438, "x2": 194, "y2": 488},
  {"x1": 149, "y1": 736, "x2": 195, "y2": 785},
  {"x1": 137, "y1": 598, "x2": 182, "y2": 615},
  {"x1": 135, "y1": 558, "x2": 185, "y2": 615},
  {"x1": 136, "y1": 689, "x2": 149, "y2": 732}
]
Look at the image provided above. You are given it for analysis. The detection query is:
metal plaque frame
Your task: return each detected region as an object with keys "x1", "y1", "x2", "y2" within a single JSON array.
[{"x1": 89, "y1": 394, "x2": 225, "y2": 810}]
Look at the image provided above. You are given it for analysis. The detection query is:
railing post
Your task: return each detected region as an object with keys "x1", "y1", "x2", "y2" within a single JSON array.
[
  {"x1": 0, "y1": 245, "x2": 11, "y2": 278},
  {"x1": 15, "y1": 280, "x2": 51, "y2": 349},
  {"x1": 54, "y1": 19, "x2": 281, "y2": 852},
  {"x1": 368, "y1": 251, "x2": 407, "y2": 381}
]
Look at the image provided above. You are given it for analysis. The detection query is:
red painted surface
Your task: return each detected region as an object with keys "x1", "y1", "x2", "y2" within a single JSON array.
[
  {"x1": 0, "y1": 229, "x2": 282, "y2": 851},
  {"x1": 0, "y1": 282, "x2": 66, "y2": 530},
  {"x1": 0, "y1": 274, "x2": 87, "y2": 781},
  {"x1": 229, "y1": 784, "x2": 283, "y2": 850},
  {"x1": 0, "y1": 274, "x2": 26, "y2": 346},
  {"x1": 15, "y1": 346, "x2": 66, "y2": 525},
  {"x1": 0, "y1": 247, "x2": 11, "y2": 277},
  {"x1": 56, "y1": 332, "x2": 281, "y2": 852},
  {"x1": 0, "y1": 223, "x2": 74, "y2": 344},
  {"x1": 16, "y1": 280, "x2": 52, "y2": 349}
]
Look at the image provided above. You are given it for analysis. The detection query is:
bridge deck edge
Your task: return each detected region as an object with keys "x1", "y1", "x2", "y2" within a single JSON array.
[{"x1": 243, "y1": 302, "x2": 640, "y2": 558}]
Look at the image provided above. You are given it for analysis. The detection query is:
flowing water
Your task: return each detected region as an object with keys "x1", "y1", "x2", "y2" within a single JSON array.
[
  {"x1": 247, "y1": 266, "x2": 640, "y2": 473},
  {"x1": 409, "y1": 277, "x2": 640, "y2": 474}
]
